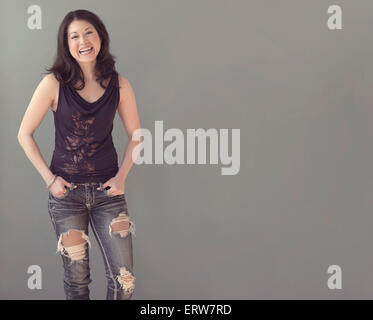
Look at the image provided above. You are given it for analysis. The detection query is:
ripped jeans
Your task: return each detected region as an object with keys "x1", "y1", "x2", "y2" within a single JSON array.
[{"x1": 47, "y1": 181, "x2": 136, "y2": 300}]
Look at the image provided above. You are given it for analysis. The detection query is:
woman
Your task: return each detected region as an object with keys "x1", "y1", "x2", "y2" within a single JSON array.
[{"x1": 17, "y1": 9, "x2": 141, "y2": 300}]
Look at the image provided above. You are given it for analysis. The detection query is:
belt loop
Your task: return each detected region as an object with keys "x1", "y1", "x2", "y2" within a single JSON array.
[{"x1": 70, "y1": 182, "x2": 74, "y2": 191}]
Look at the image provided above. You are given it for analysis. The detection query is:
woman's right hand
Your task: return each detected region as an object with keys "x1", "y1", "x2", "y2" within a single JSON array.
[{"x1": 49, "y1": 176, "x2": 73, "y2": 197}]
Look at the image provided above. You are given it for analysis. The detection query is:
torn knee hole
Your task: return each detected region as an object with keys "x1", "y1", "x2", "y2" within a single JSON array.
[
  {"x1": 56, "y1": 229, "x2": 91, "y2": 261},
  {"x1": 109, "y1": 212, "x2": 136, "y2": 238},
  {"x1": 116, "y1": 266, "x2": 135, "y2": 294}
]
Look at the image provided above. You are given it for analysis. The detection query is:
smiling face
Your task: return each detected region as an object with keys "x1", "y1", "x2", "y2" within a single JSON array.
[{"x1": 67, "y1": 20, "x2": 101, "y2": 63}]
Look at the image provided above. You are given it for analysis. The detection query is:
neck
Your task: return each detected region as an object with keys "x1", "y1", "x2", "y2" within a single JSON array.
[{"x1": 79, "y1": 61, "x2": 97, "y2": 82}]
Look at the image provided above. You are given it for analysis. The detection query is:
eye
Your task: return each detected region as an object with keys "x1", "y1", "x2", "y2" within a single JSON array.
[{"x1": 71, "y1": 31, "x2": 93, "y2": 39}]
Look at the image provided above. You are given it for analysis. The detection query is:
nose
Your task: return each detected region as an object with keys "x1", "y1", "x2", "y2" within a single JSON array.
[{"x1": 80, "y1": 36, "x2": 90, "y2": 45}]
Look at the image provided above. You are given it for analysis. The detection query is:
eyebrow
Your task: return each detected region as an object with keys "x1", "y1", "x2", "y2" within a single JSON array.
[{"x1": 69, "y1": 27, "x2": 92, "y2": 35}]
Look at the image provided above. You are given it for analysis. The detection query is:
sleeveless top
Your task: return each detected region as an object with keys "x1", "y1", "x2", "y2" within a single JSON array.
[{"x1": 49, "y1": 74, "x2": 120, "y2": 183}]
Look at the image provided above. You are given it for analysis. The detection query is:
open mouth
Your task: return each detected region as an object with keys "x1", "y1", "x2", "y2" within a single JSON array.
[{"x1": 79, "y1": 47, "x2": 93, "y2": 55}]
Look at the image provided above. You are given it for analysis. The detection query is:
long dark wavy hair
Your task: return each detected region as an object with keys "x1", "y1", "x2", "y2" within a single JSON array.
[{"x1": 44, "y1": 9, "x2": 119, "y2": 90}]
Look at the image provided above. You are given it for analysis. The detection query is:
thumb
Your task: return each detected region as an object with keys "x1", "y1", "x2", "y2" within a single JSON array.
[
  {"x1": 61, "y1": 178, "x2": 71, "y2": 188},
  {"x1": 97, "y1": 181, "x2": 109, "y2": 190}
]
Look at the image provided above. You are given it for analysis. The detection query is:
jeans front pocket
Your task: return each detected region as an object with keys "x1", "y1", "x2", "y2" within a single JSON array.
[
  {"x1": 49, "y1": 186, "x2": 70, "y2": 200},
  {"x1": 104, "y1": 188, "x2": 125, "y2": 198}
]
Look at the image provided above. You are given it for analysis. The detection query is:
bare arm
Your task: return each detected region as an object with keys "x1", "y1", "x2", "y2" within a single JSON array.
[
  {"x1": 17, "y1": 73, "x2": 57, "y2": 185},
  {"x1": 115, "y1": 76, "x2": 142, "y2": 183}
]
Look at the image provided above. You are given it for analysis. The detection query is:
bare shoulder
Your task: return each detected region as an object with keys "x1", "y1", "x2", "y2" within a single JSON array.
[
  {"x1": 117, "y1": 75, "x2": 133, "y2": 103},
  {"x1": 42, "y1": 73, "x2": 59, "y2": 90},
  {"x1": 118, "y1": 74, "x2": 129, "y2": 87},
  {"x1": 40, "y1": 73, "x2": 59, "y2": 111},
  {"x1": 41, "y1": 73, "x2": 59, "y2": 100}
]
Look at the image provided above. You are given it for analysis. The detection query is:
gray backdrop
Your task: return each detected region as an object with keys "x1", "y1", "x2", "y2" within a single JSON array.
[{"x1": 1, "y1": 0, "x2": 372, "y2": 299}]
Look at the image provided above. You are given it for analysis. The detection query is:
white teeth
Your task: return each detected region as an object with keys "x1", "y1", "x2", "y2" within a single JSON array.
[{"x1": 79, "y1": 47, "x2": 92, "y2": 54}]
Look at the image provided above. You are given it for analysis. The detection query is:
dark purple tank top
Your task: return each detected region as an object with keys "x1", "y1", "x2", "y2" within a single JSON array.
[{"x1": 49, "y1": 74, "x2": 120, "y2": 183}]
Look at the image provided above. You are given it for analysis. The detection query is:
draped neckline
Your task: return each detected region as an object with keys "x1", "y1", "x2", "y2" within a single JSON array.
[{"x1": 69, "y1": 74, "x2": 114, "y2": 106}]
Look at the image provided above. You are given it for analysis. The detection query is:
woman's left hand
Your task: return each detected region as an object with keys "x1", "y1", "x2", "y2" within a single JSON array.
[{"x1": 97, "y1": 176, "x2": 125, "y2": 196}]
